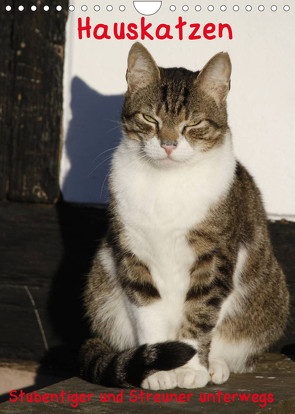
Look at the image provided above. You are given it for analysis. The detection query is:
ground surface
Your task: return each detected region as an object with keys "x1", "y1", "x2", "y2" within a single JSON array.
[{"x1": 0, "y1": 353, "x2": 294, "y2": 413}]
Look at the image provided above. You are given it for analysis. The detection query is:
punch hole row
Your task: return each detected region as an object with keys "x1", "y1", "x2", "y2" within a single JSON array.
[{"x1": 4, "y1": 4, "x2": 291, "y2": 12}]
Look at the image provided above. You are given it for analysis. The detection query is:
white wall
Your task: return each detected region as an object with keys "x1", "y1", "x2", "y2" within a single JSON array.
[{"x1": 61, "y1": 0, "x2": 295, "y2": 220}]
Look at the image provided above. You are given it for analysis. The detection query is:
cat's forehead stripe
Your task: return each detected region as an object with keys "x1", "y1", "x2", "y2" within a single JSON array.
[
  {"x1": 161, "y1": 85, "x2": 168, "y2": 102},
  {"x1": 158, "y1": 77, "x2": 191, "y2": 117},
  {"x1": 156, "y1": 67, "x2": 199, "y2": 118}
]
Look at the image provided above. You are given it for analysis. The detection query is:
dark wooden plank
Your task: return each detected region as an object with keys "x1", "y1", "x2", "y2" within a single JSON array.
[
  {"x1": 0, "y1": 1, "x2": 14, "y2": 199},
  {"x1": 0, "y1": 202, "x2": 107, "y2": 287},
  {"x1": 7, "y1": 1, "x2": 68, "y2": 203}
]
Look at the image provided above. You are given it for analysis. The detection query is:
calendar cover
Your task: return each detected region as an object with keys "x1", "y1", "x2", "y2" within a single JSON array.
[{"x1": 1, "y1": 1, "x2": 295, "y2": 412}]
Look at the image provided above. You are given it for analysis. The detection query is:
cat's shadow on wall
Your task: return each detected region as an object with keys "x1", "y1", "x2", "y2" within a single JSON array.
[
  {"x1": 43, "y1": 78, "x2": 124, "y2": 376},
  {"x1": 62, "y1": 76, "x2": 124, "y2": 204}
]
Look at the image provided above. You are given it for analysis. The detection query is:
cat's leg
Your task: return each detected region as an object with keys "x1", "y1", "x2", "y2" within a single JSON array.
[
  {"x1": 174, "y1": 242, "x2": 247, "y2": 388},
  {"x1": 131, "y1": 299, "x2": 190, "y2": 389},
  {"x1": 176, "y1": 331, "x2": 231, "y2": 388},
  {"x1": 209, "y1": 266, "x2": 288, "y2": 373},
  {"x1": 85, "y1": 242, "x2": 137, "y2": 351},
  {"x1": 209, "y1": 255, "x2": 289, "y2": 377},
  {"x1": 209, "y1": 333, "x2": 254, "y2": 375},
  {"x1": 205, "y1": 245, "x2": 251, "y2": 382},
  {"x1": 118, "y1": 252, "x2": 185, "y2": 390},
  {"x1": 208, "y1": 295, "x2": 264, "y2": 379},
  {"x1": 134, "y1": 301, "x2": 188, "y2": 389},
  {"x1": 117, "y1": 253, "x2": 172, "y2": 344},
  {"x1": 209, "y1": 289, "x2": 286, "y2": 376}
]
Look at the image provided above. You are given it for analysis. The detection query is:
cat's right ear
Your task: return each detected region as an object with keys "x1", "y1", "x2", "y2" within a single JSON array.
[
  {"x1": 195, "y1": 52, "x2": 231, "y2": 104},
  {"x1": 126, "y1": 43, "x2": 160, "y2": 92}
]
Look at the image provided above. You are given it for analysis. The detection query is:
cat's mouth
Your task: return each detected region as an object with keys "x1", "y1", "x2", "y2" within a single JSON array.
[
  {"x1": 140, "y1": 146, "x2": 178, "y2": 166},
  {"x1": 142, "y1": 149, "x2": 193, "y2": 167},
  {"x1": 158, "y1": 157, "x2": 177, "y2": 164},
  {"x1": 141, "y1": 135, "x2": 195, "y2": 166},
  {"x1": 148, "y1": 154, "x2": 182, "y2": 167}
]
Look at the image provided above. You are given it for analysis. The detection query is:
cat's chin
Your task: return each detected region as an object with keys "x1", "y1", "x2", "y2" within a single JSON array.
[{"x1": 151, "y1": 157, "x2": 181, "y2": 168}]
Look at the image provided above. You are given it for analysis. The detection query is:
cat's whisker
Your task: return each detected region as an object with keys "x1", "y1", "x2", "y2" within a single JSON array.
[
  {"x1": 100, "y1": 173, "x2": 109, "y2": 199},
  {"x1": 120, "y1": 153, "x2": 150, "y2": 171},
  {"x1": 105, "y1": 119, "x2": 126, "y2": 131},
  {"x1": 104, "y1": 124, "x2": 123, "y2": 135},
  {"x1": 88, "y1": 155, "x2": 114, "y2": 177},
  {"x1": 91, "y1": 145, "x2": 138, "y2": 170},
  {"x1": 91, "y1": 146, "x2": 120, "y2": 165},
  {"x1": 107, "y1": 118, "x2": 122, "y2": 125}
]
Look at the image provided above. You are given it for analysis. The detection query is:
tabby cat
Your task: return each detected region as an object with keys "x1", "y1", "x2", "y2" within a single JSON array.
[{"x1": 80, "y1": 43, "x2": 289, "y2": 390}]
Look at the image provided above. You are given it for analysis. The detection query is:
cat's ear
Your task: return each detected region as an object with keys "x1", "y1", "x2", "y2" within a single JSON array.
[
  {"x1": 195, "y1": 52, "x2": 231, "y2": 103},
  {"x1": 126, "y1": 42, "x2": 160, "y2": 92}
]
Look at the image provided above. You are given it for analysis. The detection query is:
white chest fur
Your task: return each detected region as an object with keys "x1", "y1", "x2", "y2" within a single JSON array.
[{"x1": 110, "y1": 135, "x2": 235, "y2": 341}]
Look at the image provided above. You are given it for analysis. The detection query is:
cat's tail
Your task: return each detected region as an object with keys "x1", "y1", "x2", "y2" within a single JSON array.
[{"x1": 79, "y1": 338, "x2": 196, "y2": 387}]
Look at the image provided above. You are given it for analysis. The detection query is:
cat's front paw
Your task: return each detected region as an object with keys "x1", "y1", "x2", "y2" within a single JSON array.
[
  {"x1": 141, "y1": 370, "x2": 177, "y2": 390},
  {"x1": 176, "y1": 367, "x2": 209, "y2": 389},
  {"x1": 209, "y1": 358, "x2": 230, "y2": 384}
]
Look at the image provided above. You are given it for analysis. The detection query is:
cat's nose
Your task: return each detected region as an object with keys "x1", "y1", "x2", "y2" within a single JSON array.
[{"x1": 160, "y1": 140, "x2": 177, "y2": 156}]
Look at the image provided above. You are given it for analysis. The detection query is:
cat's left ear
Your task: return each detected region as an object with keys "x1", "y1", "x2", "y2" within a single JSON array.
[
  {"x1": 126, "y1": 42, "x2": 160, "y2": 92},
  {"x1": 195, "y1": 52, "x2": 231, "y2": 103}
]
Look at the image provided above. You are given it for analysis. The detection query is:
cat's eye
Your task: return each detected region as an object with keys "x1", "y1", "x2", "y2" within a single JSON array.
[
  {"x1": 185, "y1": 120, "x2": 203, "y2": 127},
  {"x1": 143, "y1": 114, "x2": 158, "y2": 124}
]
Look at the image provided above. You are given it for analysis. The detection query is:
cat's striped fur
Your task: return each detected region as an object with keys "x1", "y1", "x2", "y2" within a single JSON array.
[{"x1": 80, "y1": 43, "x2": 289, "y2": 389}]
